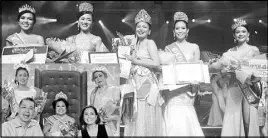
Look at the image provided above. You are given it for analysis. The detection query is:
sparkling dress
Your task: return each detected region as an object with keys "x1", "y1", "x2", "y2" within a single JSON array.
[
  {"x1": 123, "y1": 39, "x2": 163, "y2": 136},
  {"x1": 163, "y1": 42, "x2": 204, "y2": 136},
  {"x1": 220, "y1": 46, "x2": 260, "y2": 136},
  {"x1": 90, "y1": 85, "x2": 121, "y2": 136}
]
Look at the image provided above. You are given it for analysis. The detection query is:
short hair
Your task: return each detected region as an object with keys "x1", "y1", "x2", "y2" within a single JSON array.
[
  {"x1": 19, "y1": 97, "x2": 36, "y2": 107},
  {"x1": 52, "y1": 98, "x2": 69, "y2": 110},
  {"x1": 173, "y1": 20, "x2": 189, "y2": 30},
  {"x1": 79, "y1": 105, "x2": 100, "y2": 127},
  {"x1": 91, "y1": 71, "x2": 108, "y2": 81},
  {"x1": 17, "y1": 10, "x2": 36, "y2": 25}
]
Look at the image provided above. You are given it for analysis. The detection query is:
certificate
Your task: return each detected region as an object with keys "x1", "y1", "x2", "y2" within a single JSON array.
[
  {"x1": 162, "y1": 61, "x2": 210, "y2": 85},
  {"x1": 89, "y1": 52, "x2": 119, "y2": 64},
  {"x1": 118, "y1": 46, "x2": 131, "y2": 58},
  {"x1": 119, "y1": 58, "x2": 132, "y2": 79},
  {"x1": 2, "y1": 45, "x2": 48, "y2": 64}
]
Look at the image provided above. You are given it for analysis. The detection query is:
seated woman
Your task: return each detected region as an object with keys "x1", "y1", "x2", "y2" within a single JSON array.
[
  {"x1": 78, "y1": 105, "x2": 113, "y2": 137},
  {"x1": 89, "y1": 65, "x2": 121, "y2": 136},
  {"x1": 43, "y1": 92, "x2": 77, "y2": 137},
  {"x1": 4, "y1": 64, "x2": 47, "y2": 121},
  {"x1": 6, "y1": 4, "x2": 44, "y2": 46}
]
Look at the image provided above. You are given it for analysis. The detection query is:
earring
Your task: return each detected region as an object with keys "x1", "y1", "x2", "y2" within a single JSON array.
[
  {"x1": 185, "y1": 33, "x2": 188, "y2": 40},
  {"x1": 246, "y1": 37, "x2": 249, "y2": 42},
  {"x1": 173, "y1": 33, "x2": 176, "y2": 40},
  {"x1": 77, "y1": 23, "x2": 80, "y2": 31},
  {"x1": 234, "y1": 39, "x2": 237, "y2": 43}
]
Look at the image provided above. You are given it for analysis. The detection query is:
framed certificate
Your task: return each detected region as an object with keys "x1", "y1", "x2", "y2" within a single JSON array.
[
  {"x1": 89, "y1": 52, "x2": 119, "y2": 64},
  {"x1": 162, "y1": 61, "x2": 210, "y2": 85},
  {"x1": 2, "y1": 45, "x2": 48, "y2": 64}
]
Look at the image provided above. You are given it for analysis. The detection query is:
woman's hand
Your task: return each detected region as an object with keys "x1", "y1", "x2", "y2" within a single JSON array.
[
  {"x1": 50, "y1": 120, "x2": 60, "y2": 133},
  {"x1": 124, "y1": 54, "x2": 136, "y2": 63},
  {"x1": 103, "y1": 115, "x2": 119, "y2": 122}
]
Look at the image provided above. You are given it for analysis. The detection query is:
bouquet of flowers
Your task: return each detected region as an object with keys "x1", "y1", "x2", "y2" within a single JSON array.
[
  {"x1": 46, "y1": 38, "x2": 78, "y2": 63},
  {"x1": 112, "y1": 32, "x2": 136, "y2": 54}
]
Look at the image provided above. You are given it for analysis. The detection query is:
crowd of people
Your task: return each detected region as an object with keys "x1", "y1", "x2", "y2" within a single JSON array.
[{"x1": 1, "y1": 1, "x2": 267, "y2": 137}]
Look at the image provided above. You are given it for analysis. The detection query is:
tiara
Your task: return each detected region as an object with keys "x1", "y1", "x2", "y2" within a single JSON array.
[
  {"x1": 13, "y1": 63, "x2": 29, "y2": 71},
  {"x1": 174, "y1": 11, "x2": 188, "y2": 23},
  {"x1": 19, "y1": 4, "x2": 36, "y2": 14},
  {"x1": 55, "y1": 91, "x2": 68, "y2": 100},
  {"x1": 135, "y1": 9, "x2": 152, "y2": 25},
  {"x1": 231, "y1": 19, "x2": 247, "y2": 30},
  {"x1": 79, "y1": 2, "x2": 93, "y2": 12},
  {"x1": 92, "y1": 65, "x2": 107, "y2": 73}
]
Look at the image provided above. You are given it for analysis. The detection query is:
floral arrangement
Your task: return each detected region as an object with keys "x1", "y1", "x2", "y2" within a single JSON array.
[
  {"x1": 59, "y1": 121, "x2": 78, "y2": 137},
  {"x1": 111, "y1": 32, "x2": 136, "y2": 54},
  {"x1": 46, "y1": 38, "x2": 79, "y2": 63}
]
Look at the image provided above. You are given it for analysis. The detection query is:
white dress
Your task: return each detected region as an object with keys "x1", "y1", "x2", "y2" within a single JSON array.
[{"x1": 163, "y1": 42, "x2": 204, "y2": 136}]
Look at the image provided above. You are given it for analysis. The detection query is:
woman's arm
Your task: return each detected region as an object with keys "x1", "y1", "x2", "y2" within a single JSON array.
[
  {"x1": 194, "y1": 44, "x2": 200, "y2": 62},
  {"x1": 95, "y1": 36, "x2": 109, "y2": 52},
  {"x1": 37, "y1": 35, "x2": 45, "y2": 46},
  {"x1": 127, "y1": 40, "x2": 160, "y2": 69}
]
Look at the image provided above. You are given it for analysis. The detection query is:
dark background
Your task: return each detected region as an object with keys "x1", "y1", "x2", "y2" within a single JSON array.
[{"x1": 1, "y1": 1, "x2": 267, "y2": 53}]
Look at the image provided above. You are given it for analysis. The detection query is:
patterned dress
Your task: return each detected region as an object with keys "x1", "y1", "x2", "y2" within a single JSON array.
[
  {"x1": 220, "y1": 46, "x2": 261, "y2": 136},
  {"x1": 162, "y1": 42, "x2": 204, "y2": 136},
  {"x1": 123, "y1": 39, "x2": 164, "y2": 136}
]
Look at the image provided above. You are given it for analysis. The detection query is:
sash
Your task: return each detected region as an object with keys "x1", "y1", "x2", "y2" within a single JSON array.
[
  {"x1": 165, "y1": 42, "x2": 188, "y2": 62},
  {"x1": 46, "y1": 115, "x2": 70, "y2": 131}
]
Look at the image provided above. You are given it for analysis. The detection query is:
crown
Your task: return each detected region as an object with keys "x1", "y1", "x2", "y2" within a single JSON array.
[
  {"x1": 79, "y1": 2, "x2": 93, "y2": 12},
  {"x1": 135, "y1": 9, "x2": 152, "y2": 25},
  {"x1": 92, "y1": 65, "x2": 107, "y2": 73},
  {"x1": 55, "y1": 91, "x2": 68, "y2": 101},
  {"x1": 13, "y1": 63, "x2": 30, "y2": 71},
  {"x1": 231, "y1": 19, "x2": 247, "y2": 30},
  {"x1": 19, "y1": 4, "x2": 36, "y2": 14},
  {"x1": 174, "y1": 11, "x2": 188, "y2": 23}
]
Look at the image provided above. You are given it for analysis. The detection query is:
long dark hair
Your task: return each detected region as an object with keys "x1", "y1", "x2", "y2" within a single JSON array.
[{"x1": 17, "y1": 10, "x2": 36, "y2": 25}]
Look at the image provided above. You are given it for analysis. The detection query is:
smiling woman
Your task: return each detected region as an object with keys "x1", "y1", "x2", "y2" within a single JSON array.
[
  {"x1": 65, "y1": 2, "x2": 109, "y2": 63},
  {"x1": 5, "y1": 4, "x2": 45, "y2": 47},
  {"x1": 43, "y1": 92, "x2": 78, "y2": 137}
]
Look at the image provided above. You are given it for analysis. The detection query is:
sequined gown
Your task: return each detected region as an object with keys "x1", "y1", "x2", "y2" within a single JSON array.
[
  {"x1": 220, "y1": 46, "x2": 260, "y2": 136},
  {"x1": 123, "y1": 39, "x2": 163, "y2": 136},
  {"x1": 163, "y1": 42, "x2": 204, "y2": 136},
  {"x1": 90, "y1": 85, "x2": 121, "y2": 136},
  {"x1": 66, "y1": 34, "x2": 109, "y2": 63}
]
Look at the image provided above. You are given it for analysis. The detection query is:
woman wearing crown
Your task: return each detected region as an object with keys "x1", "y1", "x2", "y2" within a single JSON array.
[
  {"x1": 209, "y1": 19, "x2": 261, "y2": 136},
  {"x1": 122, "y1": 9, "x2": 163, "y2": 136},
  {"x1": 2, "y1": 63, "x2": 47, "y2": 122},
  {"x1": 65, "y1": 2, "x2": 109, "y2": 63},
  {"x1": 43, "y1": 91, "x2": 78, "y2": 137},
  {"x1": 6, "y1": 4, "x2": 45, "y2": 47},
  {"x1": 160, "y1": 11, "x2": 204, "y2": 136},
  {"x1": 89, "y1": 65, "x2": 121, "y2": 136}
]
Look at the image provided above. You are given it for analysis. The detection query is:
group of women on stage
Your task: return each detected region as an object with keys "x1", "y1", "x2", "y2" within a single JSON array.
[{"x1": 2, "y1": 1, "x2": 267, "y2": 137}]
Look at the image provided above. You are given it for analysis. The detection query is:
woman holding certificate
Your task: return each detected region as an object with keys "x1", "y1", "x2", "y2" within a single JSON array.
[
  {"x1": 65, "y1": 2, "x2": 108, "y2": 63},
  {"x1": 122, "y1": 9, "x2": 163, "y2": 136},
  {"x1": 6, "y1": 4, "x2": 45, "y2": 46},
  {"x1": 209, "y1": 19, "x2": 261, "y2": 136},
  {"x1": 162, "y1": 11, "x2": 204, "y2": 136}
]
